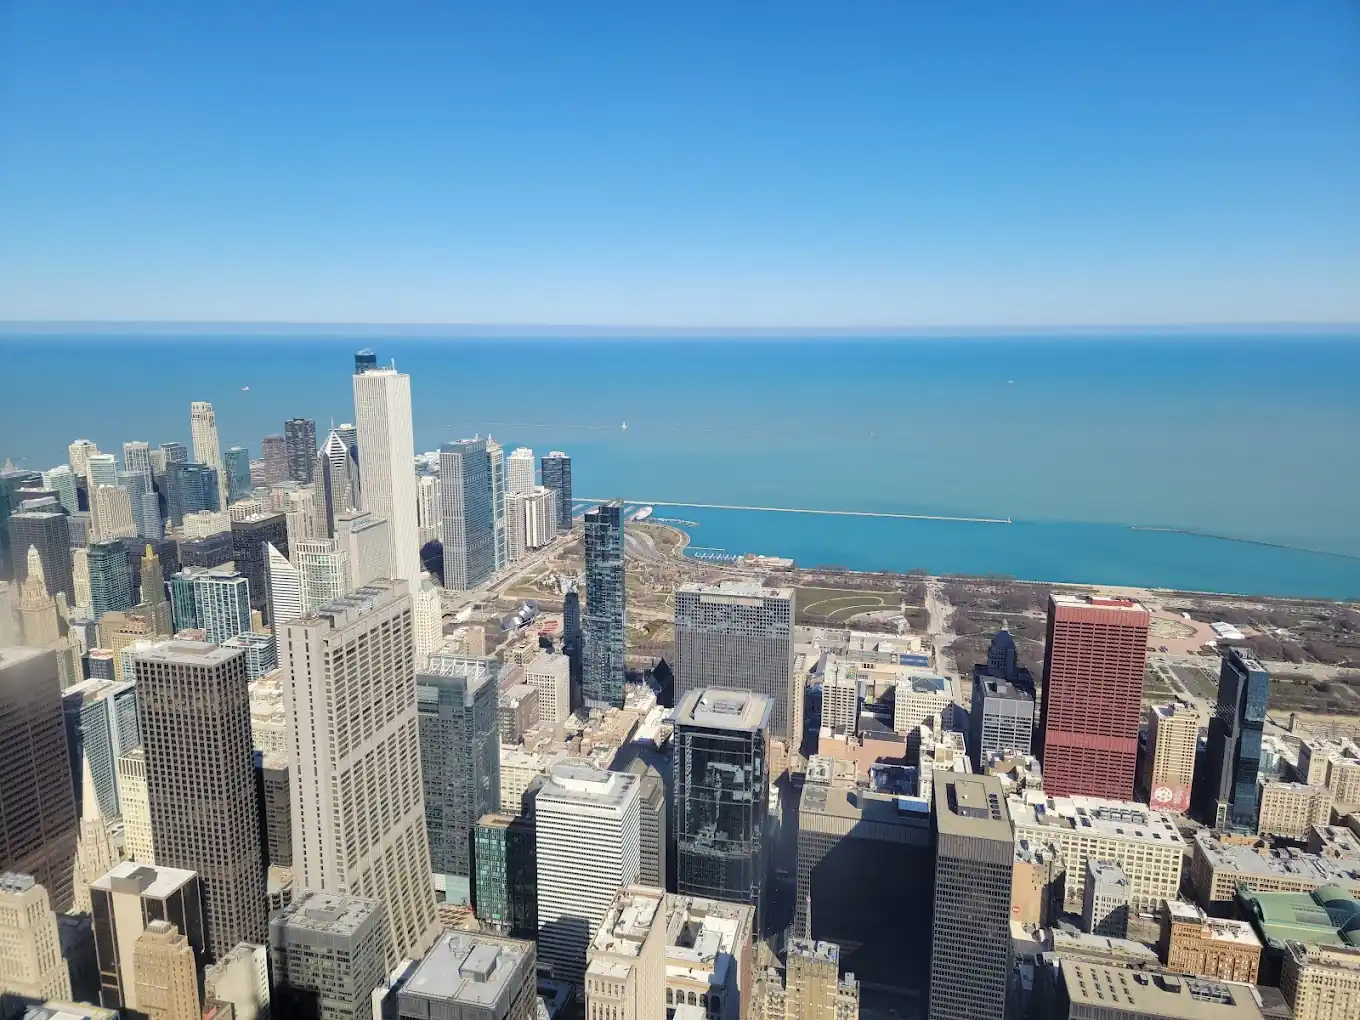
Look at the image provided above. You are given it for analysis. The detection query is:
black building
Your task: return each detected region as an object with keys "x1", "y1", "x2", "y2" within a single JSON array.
[
  {"x1": 10, "y1": 505, "x2": 75, "y2": 604},
  {"x1": 231, "y1": 513, "x2": 288, "y2": 620},
  {"x1": 164, "y1": 462, "x2": 220, "y2": 527},
  {"x1": 179, "y1": 532, "x2": 235, "y2": 570},
  {"x1": 1193, "y1": 647, "x2": 1269, "y2": 831},
  {"x1": 0, "y1": 468, "x2": 44, "y2": 580},
  {"x1": 283, "y1": 418, "x2": 317, "y2": 484},
  {"x1": 540, "y1": 451, "x2": 573, "y2": 531},
  {"x1": 582, "y1": 499, "x2": 626, "y2": 708}
]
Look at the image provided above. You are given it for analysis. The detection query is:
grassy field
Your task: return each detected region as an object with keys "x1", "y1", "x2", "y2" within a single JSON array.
[{"x1": 796, "y1": 586, "x2": 901, "y2": 623}]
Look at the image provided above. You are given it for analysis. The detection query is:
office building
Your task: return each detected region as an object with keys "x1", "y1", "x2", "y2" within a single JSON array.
[
  {"x1": 130, "y1": 486, "x2": 163, "y2": 540},
  {"x1": 1159, "y1": 900, "x2": 1262, "y2": 984},
  {"x1": 1257, "y1": 782, "x2": 1333, "y2": 840},
  {"x1": 0, "y1": 873, "x2": 72, "y2": 1005},
  {"x1": 190, "y1": 401, "x2": 229, "y2": 508},
  {"x1": 660, "y1": 894, "x2": 753, "y2": 1020},
  {"x1": 265, "y1": 541, "x2": 302, "y2": 627},
  {"x1": 1280, "y1": 943, "x2": 1360, "y2": 1020},
  {"x1": 626, "y1": 759, "x2": 667, "y2": 890},
  {"x1": 231, "y1": 512, "x2": 287, "y2": 620},
  {"x1": 295, "y1": 538, "x2": 350, "y2": 610},
  {"x1": 203, "y1": 943, "x2": 271, "y2": 1020},
  {"x1": 417, "y1": 652, "x2": 501, "y2": 903},
  {"x1": 87, "y1": 540, "x2": 133, "y2": 620},
  {"x1": 563, "y1": 580, "x2": 582, "y2": 692},
  {"x1": 583, "y1": 500, "x2": 627, "y2": 709},
  {"x1": 1195, "y1": 647, "x2": 1270, "y2": 831},
  {"x1": 116, "y1": 748, "x2": 155, "y2": 864},
  {"x1": 259, "y1": 435, "x2": 288, "y2": 486},
  {"x1": 0, "y1": 470, "x2": 44, "y2": 581},
  {"x1": 1082, "y1": 860, "x2": 1131, "y2": 939},
  {"x1": 90, "y1": 861, "x2": 204, "y2": 1013},
  {"x1": 1056, "y1": 960, "x2": 1270, "y2": 1020},
  {"x1": 1141, "y1": 703, "x2": 1198, "y2": 814},
  {"x1": 283, "y1": 418, "x2": 317, "y2": 483},
  {"x1": 85, "y1": 453, "x2": 119, "y2": 491},
  {"x1": 164, "y1": 461, "x2": 220, "y2": 526},
  {"x1": 132, "y1": 920, "x2": 201, "y2": 1020},
  {"x1": 256, "y1": 751, "x2": 292, "y2": 868},
  {"x1": 673, "y1": 689, "x2": 772, "y2": 925},
  {"x1": 269, "y1": 891, "x2": 388, "y2": 1020},
  {"x1": 969, "y1": 675, "x2": 1034, "y2": 770},
  {"x1": 395, "y1": 931, "x2": 537, "y2": 1020},
  {"x1": 675, "y1": 581, "x2": 796, "y2": 741},
  {"x1": 763, "y1": 938, "x2": 859, "y2": 1020},
  {"x1": 70, "y1": 441, "x2": 102, "y2": 480},
  {"x1": 487, "y1": 439, "x2": 508, "y2": 569},
  {"x1": 541, "y1": 452, "x2": 573, "y2": 531},
  {"x1": 63, "y1": 679, "x2": 139, "y2": 819},
  {"x1": 317, "y1": 427, "x2": 361, "y2": 532},
  {"x1": 353, "y1": 354, "x2": 420, "y2": 584},
  {"x1": 526, "y1": 652, "x2": 571, "y2": 726},
  {"x1": 20, "y1": 545, "x2": 62, "y2": 647},
  {"x1": 894, "y1": 672, "x2": 952, "y2": 734},
  {"x1": 42, "y1": 465, "x2": 79, "y2": 514},
  {"x1": 472, "y1": 813, "x2": 538, "y2": 938},
  {"x1": 281, "y1": 484, "x2": 321, "y2": 548},
  {"x1": 1190, "y1": 831, "x2": 1360, "y2": 904},
  {"x1": 498, "y1": 684, "x2": 539, "y2": 744},
  {"x1": 169, "y1": 567, "x2": 252, "y2": 644},
  {"x1": 522, "y1": 486, "x2": 558, "y2": 549},
  {"x1": 416, "y1": 473, "x2": 442, "y2": 546},
  {"x1": 158, "y1": 442, "x2": 188, "y2": 469},
  {"x1": 1038, "y1": 594, "x2": 1150, "y2": 800},
  {"x1": 179, "y1": 531, "x2": 233, "y2": 570},
  {"x1": 223, "y1": 446, "x2": 253, "y2": 503},
  {"x1": 929, "y1": 773, "x2": 1012, "y2": 1020},
  {"x1": 91, "y1": 484, "x2": 137, "y2": 541},
  {"x1": 335, "y1": 510, "x2": 391, "y2": 589},
  {"x1": 0, "y1": 648, "x2": 78, "y2": 911},
  {"x1": 586, "y1": 886, "x2": 666, "y2": 1020},
  {"x1": 506, "y1": 447, "x2": 535, "y2": 494},
  {"x1": 439, "y1": 439, "x2": 496, "y2": 591},
  {"x1": 134, "y1": 642, "x2": 266, "y2": 959},
  {"x1": 1299, "y1": 738, "x2": 1360, "y2": 806},
  {"x1": 10, "y1": 506, "x2": 74, "y2": 604},
  {"x1": 281, "y1": 581, "x2": 439, "y2": 964},
  {"x1": 535, "y1": 761, "x2": 640, "y2": 982},
  {"x1": 138, "y1": 543, "x2": 173, "y2": 635}
]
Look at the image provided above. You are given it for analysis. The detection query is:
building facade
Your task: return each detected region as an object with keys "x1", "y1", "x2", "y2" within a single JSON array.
[
  {"x1": 230, "y1": 512, "x2": 288, "y2": 621},
  {"x1": 586, "y1": 886, "x2": 666, "y2": 1020},
  {"x1": 269, "y1": 890, "x2": 388, "y2": 1020},
  {"x1": 1142, "y1": 703, "x2": 1198, "y2": 814},
  {"x1": 190, "y1": 401, "x2": 229, "y2": 508},
  {"x1": 283, "y1": 418, "x2": 317, "y2": 483},
  {"x1": 1257, "y1": 782, "x2": 1333, "y2": 840},
  {"x1": 1195, "y1": 647, "x2": 1270, "y2": 831},
  {"x1": 0, "y1": 873, "x2": 72, "y2": 1005},
  {"x1": 583, "y1": 500, "x2": 627, "y2": 709},
  {"x1": 439, "y1": 439, "x2": 496, "y2": 592},
  {"x1": 352, "y1": 356, "x2": 421, "y2": 585},
  {"x1": 968, "y1": 675, "x2": 1034, "y2": 769},
  {"x1": 541, "y1": 452, "x2": 573, "y2": 531},
  {"x1": 394, "y1": 931, "x2": 537, "y2": 1020},
  {"x1": 472, "y1": 812, "x2": 538, "y2": 938}
]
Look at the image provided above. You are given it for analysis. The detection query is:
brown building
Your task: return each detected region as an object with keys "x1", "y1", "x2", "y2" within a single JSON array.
[
  {"x1": 1141, "y1": 703, "x2": 1197, "y2": 814},
  {"x1": 1038, "y1": 594, "x2": 1150, "y2": 800},
  {"x1": 133, "y1": 920, "x2": 201, "y2": 1020},
  {"x1": 1011, "y1": 841, "x2": 1066, "y2": 926},
  {"x1": 1159, "y1": 899, "x2": 1261, "y2": 984}
]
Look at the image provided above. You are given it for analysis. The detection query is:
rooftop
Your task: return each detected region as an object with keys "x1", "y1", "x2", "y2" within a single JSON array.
[
  {"x1": 92, "y1": 861, "x2": 197, "y2": 899},
  {"x1": 403, "y1": 931, "x2": 532, "y2": 1006},
  {"x1": 274, "y1": 890, "x2": 383, "y2": 938},
  {"x1": 1012, "y1": 794, "x2": 1184, "y2": 846},
  {"x1": 801, "y1": 781, "x2": 933, "y2": 831},
  {"x1": 1237, "y1": 884, "x2": 1360, "y2": 949},
  {"x1": 289, "y1": 580, "x2": 407, "y2": 629},
  {"x1": 788, "y1": 938, "x2": 840, "y2": 965},
  {"x1": 591, "y1": 887, "x2": 664, "y2": 958},
  {"x1": 0, "y1": 872, "x2": 37, "y2": 895},
  {"x1": 131, "y1": 640, "x2": 242, "y2": 667},
  {"x1": 1051, "y1": 593, "x2": 1149, "y2": 614},
  {"x1": 937, "y1": 773, "x2": 1012, "y2": 841},
  {"x1": 421, "y1": 652, "x2": 498, "y2": 691},
  {"x1": 675, "y1": 688, "x2": 773, "y2": 732},
  {"x1": 678, "y1": 580, "x2": 793, "y2": 601},
  {"x1": 664, "y1": 895, "x2": 752, "y2": 986},
  {"x1": 539, "y1": 760, "x2": 638, "y2": 809},
  {"x1": 1061, "y1": 962, "x2": 1265, "y2": 1019},
  {"x1": 1196, "y1": 832, "x2": 1360, "y2": 885}
]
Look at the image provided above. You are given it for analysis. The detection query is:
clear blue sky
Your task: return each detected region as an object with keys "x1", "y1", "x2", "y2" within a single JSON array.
[{"x1": 2, "y1": 2, "x2": 1357, "y2": 327}]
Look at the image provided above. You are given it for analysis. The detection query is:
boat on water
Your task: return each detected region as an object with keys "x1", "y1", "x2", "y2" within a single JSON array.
[{"x1": 631, "y1": 505, "x2": 654, "y2": 521}]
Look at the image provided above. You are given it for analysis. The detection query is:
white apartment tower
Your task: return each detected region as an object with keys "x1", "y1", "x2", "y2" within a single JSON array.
[
  {"x1": 352, "y1": 357, "x2": 420, "y2": 585},
  {"x1": 294, "y1": 539, "x2": 350, "y2": 611},
  {"x1": 190, "y1": 401, "x2": 229, "y2": 509},
  {"x1": 524, "y1": 487, "x2": 558, "y2": 549},
  {"x1": 280, "y1": 580, "x2": 439, "y2": 965},
  {"x1": 507, "y1": 447, "x2": 535, "y2": 494},
  {"x1": 535, "y1": 761, "x2": 641, "y2": 983}
]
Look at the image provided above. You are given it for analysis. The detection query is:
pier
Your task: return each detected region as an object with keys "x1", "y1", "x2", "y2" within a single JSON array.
[{"x1": 578, "y1": 499, "x2": 1011, "y2": 525}]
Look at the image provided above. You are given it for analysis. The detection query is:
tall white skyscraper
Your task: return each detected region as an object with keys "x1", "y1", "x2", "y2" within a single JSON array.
[
  {"x1": 86, "y1": 453, "x2": 120, "y2": 490},
  {"x1": 122, "y1": 441, "x2": 153, "y2": 479},
  {"x1": 190, "y1": 401, "x2": 229, "y2": 509},
  {"x1": 335, "y1": 511, "x2": 392, "y2": 589},
  {"x1": 507, "y1": 447, "x2": 535, "y2": 494},
  {"x1": 416, "y1": 474, "x2": 442, "y2": 546},
  {"x1": 486, "y1": 439, "x2": 508, "y2": 569},
  {"x1": 535, "y1": 761, "x2": 640, "y2": 983},
  {"x1": 352, "y1": 358, "x2": 420, "y2": 585},
  {"x1": 69, "y1": 439, "x2": 100, "y2": 479},
  {"x1": 294, "y1": 539, "x2": 350, "y2": 611},
  {"x1": 93, "y1": 485, "x2": 138, "y2": 541},
  {"x1": 524, "y1": 486, "x2": 558, "y2": 549},
  {"x1": 265, "y1": 543, "x2": 302, "y2": 628},
  {"x1": 280, "y1": 579, "x2": 439, "y2": 965}
]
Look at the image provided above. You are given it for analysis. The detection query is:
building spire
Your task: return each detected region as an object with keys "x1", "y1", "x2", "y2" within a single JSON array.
[{"x1": 25, "y1": 545, "x2": 46, "y2": 592}]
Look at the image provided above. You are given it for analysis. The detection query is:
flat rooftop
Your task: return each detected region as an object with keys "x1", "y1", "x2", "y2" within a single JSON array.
[
  {"x1": 678, "y1": 580, "x2": 794, "y2": 600},
  {"x1": 539, "y1": 760, "x2": 638, "y2": 809},
  {"x1": 788, "y1": 938, "x2": 839, "y2": 964},
  {"x1": 1062, "y1": 963, "x2": 1264, "y2": 1018},
  {"x1": 1051, "y1": 593, "x2": 1149, "y2": 614},
  {"x1": 1012, "y1": 794, "x2": 1183, "y2": 846},
  {"x1": 131, "y1": 640, "x2": 241, "y2": 667},
  {"x1": 1196, "y1": 833, "x2": 1360, "y2": 884},
  {"x1": 664, "y1": 895, "x2": 752, "y2": 984},
  {"x1": 290, "y1": 580, "x2": 405, "y2": 628},
  {"x1": 403, "y1": 932, "x2": 531, "y2": 1006},
  {"x1": 421, "y1": 652, "x2": 498, "y2": 690},
  {"x1": 591, "y1": 888, "x2": 664, "y2": 958},
  {"x1": 275, "y1": 890, "x2": 382, "y2": 937},
  {"x1": 675, "y1": 688, "x2": 773, "y2": 732},
  {"x1": 92, "y1": 861, "x2": 197, "y2": 899},
  {"x1": 935, "y1": 773, "x2": 1012, "y2": 842},
  {"x1": 800, "y1": 782, "x2": 933, "y2": 832}
]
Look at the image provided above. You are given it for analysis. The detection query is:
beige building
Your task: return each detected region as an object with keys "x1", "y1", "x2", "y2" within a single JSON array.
[
  {"x1": 1258, "y1": 781, "x2": 1333, "y2": 840},
  {"x1": 115, "y1": 747, "x2": 155, "y2": 864},
  {"x1": 1011, "y1": 841, "x2": 1065, "y2": 926},
  {"x1": 761, "y1": 939, "x2": 858, "y2": 1020},
  {"x1": 134, "y1": 920, "x2": 201, "y2": 1020},
  {"x1": 586, "y1": 886, "x2": 666, "y2": 1020},
  {"x1": 0, "y1": 873, "x2": 72, "y2": 1004},
  {"x1": 1058, "y1": 960, "x2": 1266, "y2": 1019},
  {"x1": 1191, "y1": 832, "x2": 1360, "y2": 904},
  {"x1": 1158, "y1": 899, "x2": 1261, "y2": 984},
  {"x1": 1141, "y1": 703, "x2": 1198, "y2": 813},
  {"x1": 526, "y1": 652, "x2": 571, "y2": 725},
  {"x1": 663, "y1": 895, "x2": 754, "y2": 1020},
  {"x1": 1298, "y1": 738, "x2": 1360, "y2": 808},
  {"x1": 203, "y1": 942, "x2": 271, "y2": 1020},
  {"x1": 1280, "y1": 943, "x2": 1360, "y2": 1020}
]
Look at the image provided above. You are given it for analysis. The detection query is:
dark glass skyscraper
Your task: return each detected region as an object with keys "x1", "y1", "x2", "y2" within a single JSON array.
[
  {"x1": 674, "y1": 688, "x2": 771, "y2": 930},
  {"x1": 230, "y1": 512, "x2": 288, "y2": 620},
  {"x1": 283, "y1": 418, "x2": 317, "y2": 483},
  {"x1": 583, "y1": 499, "x2": 626, "y2": 708},
  {"x1": 0, "y1": 468, "x2": 44, "y2": 581},
  {"x1": 223, "y1": 446, "x2": 253, "y2": 502},
  {"x1": 540, "y1": 452, "x2": 573, "y2": 531},
  {"x1": 164, "y1": 461, "x2": 221, "y2": 526},
  {"x1": 471, "y1": 812, "x2": 537, "y2": 938},
  {"x1": 438, "y1": 440, "x2": 495, "y2": 591},
  {"x1": 1194, "y1": 646, "x2": 1269, "y2": 830},
  {"x1": 87, "y1": 540, "x2": 134, "y2": 620},
  {"x1": 10, "y1": 505, "x2": 75, "y2": 604}
]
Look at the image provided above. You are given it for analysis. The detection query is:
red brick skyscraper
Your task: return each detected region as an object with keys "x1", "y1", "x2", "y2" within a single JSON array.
[{"x1": 1038, "y1": 594, "x2": 1150, "y2": 799}]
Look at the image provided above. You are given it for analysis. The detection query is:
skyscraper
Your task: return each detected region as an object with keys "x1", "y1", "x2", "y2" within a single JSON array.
[
  {"x1": 68, "y1": 439, "x2": 100, "y2": 479},
  {"x1": 10, "y1": 505, "x2": 74, "y2": 604},
  {"x1": 0, "y1": 873, "x2": 72, "y2": 1005},
  {"x1": 167, "y1": 568, "x2": 252, "y2": 644},
  {"x1": 352, "y1": 353, "x2": 420, "y2": 584},
  {"x1": 472, "y1": 813, "x2": 538, "y2": 938},
  {"x1": 259, "y1": 435, "x2": 288, "y2": 486},
  {"x1": 120, "y1": 441, "x2": 151, "y2": 479},
  {"x1": 0, "y1": 648, "x2": 79, "y2": 911},
  {"x1": 506, "y1": 448, "x2": 535, "y2": 494},
  {"x1": 968, "y1": 676, "x2": 1035, "y2": 771},
  {"x1": 563, "y1": 580, "x2": 582, "y2": 697},
  {"x1": 63, "y1": 678, "x2": 139, "y2": 819},
  {"x1": 86, "y1": 453, "x2": 119, "y2": 491},
  {"x1": 439, "y1": 439, "x2": 496, "y2": 591},
  {"x1": 294, "y1": 538, "x2": 350, "y2": 610},
  {"x1": 673, "y1": 689, "x2": 772, "y2": 929},
  {"x1": 487, "y1": 439, "x2": 508, "y2": 570},
  {"x1": 230, "y1": 511, "x2": 287, "y2": 620},
  {"x1": 675, "y1": 581, "x2": 797, "y2": 741},
  {"x1": 280, "y1": 580, "x2": 439, "y2": 964},
  {"x1": 269, "y1": 891, "x2": 389, "y2": 1019},
  {"x1": 523, "y1": 487, "x2": 558, "y2": 549},
  {"x1": 133, "y1": 920, "x2": 201, "y2": 1020},
  {"x1": 1194, "y1": 647, "x2": 1269, "y2": 830},
  {"x1": 265, "y1": 542, "x2": 302, "y2": 628},
  {"x1": 42, "y1": 465, "x2": 79, "y2": 514},
  {"x1": 315, "y1": 428, "x2": 361, "y2": 537},
  {"x1": 134, "y1": 641, "x2": 266, "y2": 959},
  {"x1": 159, "y1": 442, "x2": 189, "y2": 468},
  {"x1": 1037, "y1": 594, "x2": 1150, "y2": 800},
  {"x1": 416, "y1": 473, "x2": 442, "y2": 546},
  {"x1": 163, "y1": 462, "x2": 220, "y2": 526},
  {"x1": 92, "y1": 485, "x2": 138, "y2": 541},
  {"x1": 541, "y1": 452, "x2": 573, "y2": 532},
  {"x1": 929, "y1": 773, "x2": 1013, "y2": 1020},
  {"x1": 139, "y1": 545, "x2": 172, "y2": 636},
  {"x1": 417, "y1": 653, "x2": 502, "y2": 904},
  {"x1": 283, "y1": 418, "x2": 317, "y2": 483},
  {"x1": 88, "y1": 540, "x2": 134, "y2": 621},
  {"x1": 20, "y1": 547, "x2": 61, "y2": 646},
  {"x1": 223, "y1": 446, "x2": 252, "y2": 503},
  {"x1": 190, "y1": 401, "x2": 229, "y2": 509},
  {"x1": 583, "y1": 500, "x2": 626, "y2": 709}
]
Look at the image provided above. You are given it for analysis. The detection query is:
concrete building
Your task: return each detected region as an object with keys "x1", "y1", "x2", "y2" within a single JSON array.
[
  {"x1": 395, "y1": 931, "x2": 537, "y2": 1020},
  {"x1": 0, "y1": 648, "x2": 78, "y2": 911},
  {"x1": 168, "y1": 567, "x2": 252, "y2": 644},
  {"x1": 439, "y1": 439, "x2": 495, "y2": 592},
  {"x1": 663, "y1": 894, "x2": 754, "y2": 1020},
  {"x1": 1141, "y1": 703, "x2": 1199, "y2": 814},
  {"x1": 675, "y1": 581, "x2": 796, "y2": 742},
  {"x1": 203, "y1": 942, "x2": 271, "y2": 1020},
  {"x1": 673, "y1": 689, "x2": 772, "y2": 928},
  {"x1": 1280, "y1": 943, "x2": 1360, "y2": 1020},
  {"x1": 295, "y1": 538, "x2": 350, "y2": 611},
  {"x1": 583, "y1": 500, "x2": 627, "y2": 709},
  {"x1": 270, "y1": 890, "x2": 388, "y2": 1020},
  {"x1": 190, "y1": 401, "x2": 229, "y2": 508},
  {"x1": 534, "y1": 761, "x2": 640, "y2": 982},
  {"x1": 62, "y1": 678, "x2": 140, "y2": 820},
  {"x1": 335, "y1": 511, "x2": 392, "y2": 591},
  {"x1": 258, "y1": 750, "x2": 292, "y2": 868},
  {"x1": 1082, "y1": 860, "x2": 1131, "y2": 939},
  {"x1": 586, "y1": 886, "x2": 666, "y2": 1020},
  {"x1": 472, "y1": 813, "x2": 538, "y2": 939},
  {"x1": 526, "y1": 652, "x2": 571, "y2": 726},
  {"x1": 0, "y1": 873, "x2": 72, "y2": 1005},
  {"x1": 280, "y1": 581, "x2": 439, "y2": 964},
  {"x1": 182, "y1": 510, "x2": 231, "y2": 539},
  {"x1": 352, "y1": 355, "x2": 421, "y2": 585},
  {"x1": 1191, "y1": 832, "x2": 1360, "y2": 904},
  {"x1": 896, "y1": 673, "x2": 953, "y2": 735},
  {"x1": 1195, "y1": 648, "x2": 1270, "y2": 831},
  {"x1": 230, "y1": 512, "x2": 288, "y2": 621},
  {"x1": 259, "y1": 435, "x2": 288, "y2": 486},
  {"x1": 930, "y1": 773, "x2": 1013, "y2": 1020},
  {"x1": 485, "y1": 440, "x2": 507, "y2": 570},
  {"x1": 498, "y1": 683, "x2": 539, "y2": 743},
  {"x1": 417, "y1": 652, "x2": 502, "y2": 905},
  {"x1": 42, "y1": 464, "x2": 79, "y2": 515},
  {"x1": 1039, "y1": 594, "x2": 1150, "y2": 800},
  {"x1": 1159, "y1": 900, "x2": 1262, "y2": 984},
  {"x1": 1009, "y1": 794, "x2": 1185, "y2": 912},
  {"x1": 522, "y1": 486, "x2": 558, "y2": 550},
  {"x1": 1298, "y1": 739, "x2": 1360, "y2": 809},
  {"x1": 116, "y1": 747, "x2": 154, "y2": 864},
  {"x1": 90, "y1": 862, "x2": 204, "y2": 1013},
  {"x1": 284, "y1": 418, "x2": 317, "y2": 484},
  {"x1": 416, "y1": 473, "x2": 441, "y2": 547},
  {"x1": 626, "y1": 759, "x2": 667, "y2": 891},
  {"x1": 762, "y1": 939, "x2": 859, "y2": 1020},
  {"x1": 87, "y1": 540, "x2": 134, "y2": 621},
  {"x1": 133, "y1": 641, "x2": 266, "y2": 959},
  {"x1": 1056, "y1": 960, "x2": 1269, "y2": 1020},
  {"x1": 1258, "y1": 782, "x2": 1333, "y2": 840},
  {"x1": 1011, "y1": 841, "x2": 1066, "y2": 927},
  {"x1": 506, "y1": 448, "x2": 535, "y2": 494},
  {"x1": 541, "y1": 452, "x2": 573, "y2": 532},
  {"x1": 968, "y1": 675, "x2": 1034, "y2": 769},
  {"x1": 133, "y1": 919, "x2": 201, "y2": 1020},
  {"x1": 10, "y1": 506, "x2": 75, "y2": 605}
]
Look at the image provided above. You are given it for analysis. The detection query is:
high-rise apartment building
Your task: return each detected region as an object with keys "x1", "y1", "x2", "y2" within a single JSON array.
[
  {"x1": 534, "y1": 761, "x2": 640, "y2": 982},
  {"x1": 10, "y1": 506, "x2": 74, "y2": 604},
  {"x1": 68, "y1": 439, "x2": 100, "y2": 480},
  {"x1": 190, "y1": 401, "x2": 229, "y2": 509},
  {"x1": 675, "y1": 581, "x2": 796, "y2": 742},
  {"x1": 134, "y1": 641, "x2": 266, "y2": 959},
  {"x1": 929, "y1": 772, "x2": 1013, "y2": 1020},
  {"x1": 223, "y1": 446, "x2": 253, "y2": 503},
  {"x1": 969, "y1": 675, "x2": 1034, "y2": 770},
  {"x1": 487, "y1": 440, "x2": 508, "y2": 569},
  {"x1": 673, "y1": 689, "x2": 771, "y2": 927},
  {"x1": 280, "y1": 581, "x2": 439, "y2": 964},
  {"x1": 265, "y1": 542, "x2": 302, "y2": 627},
  {"x1": 541, "y1": 452, "x2": 573, "y2": 532},
  {"x1": 585, "y1": 886, "x2": 666, "y2": 1020},
  {"x1": 352, "y1": 354, "x2": 420, "y2": 584},
  {"x1": 1195, "y1": 647, "x2": 1269, "y2": 831},
  {"x1": 230, "y1": 511, "x2": 287, "y2": 620},
  {"x1": 1038, "y1": 594, "x2": 1150, "y2": 800},
  {"x1": 417, "y1": 653, "x2": 502, "y2": 904},
  {"x1": 522, "y1": 486, "x2": 558, "y2": 550},
  {"x1": 168, "y1": 567, "x2": 252, "y2": 644},
  {"x1": 0, "y1": 647, "x2": 78, "y2": 910},
  {"x1": 92, "y1": 484, "x2": 137, "y2": 541},
  {"x1": 87, "y1": 540, "x2": 134, "y2": 621},
  {"x1": 506, "y1": 448, "x2": 535, "y2": 494},
  {"x1": 1142, "y1": 703, "x2": 1198, "y2": 814},
  {"x1": 505, "y1": 491, "x2": 528, "y2": 564},
  {"x1": 0, "y1": 873, "x2": 72, "y2": 1005},
  {"x1": 63, "y1": 678, "x2": 140, "y2": 819},
  {"x1": 133, "y1": 919, "x2": 201, "y2": 1020},
  {"x1": 283, "y1": 418, "x2": 317, "y2": 483},
  {"x1": 625, "y1": 759, "x2": 667, "y2": 891},
  {"x1": 439, "y1": 439, "x2": 495, "y2": 591},
  {"x1": 259, "y1": 435, "x2": 288, "y2": 486},
  {"x1": 295, "y1": 538, "x2": 350, "y2": 610},
  {"x1": 583, "y1": 500, "x2": 626, "y2": 709},
  {"x1": 42, "y1": 465, "x2": 79, "y2": 514},
  {"x1": 159, "y1": 442, "x2": 189, "y2": 468},
  {"x1": 85, "y1": 453, "x2": 119, "y2": 491},
  {"x1": 269, "y1": 890, "x2": 389, "y2": 1020},
  {"x1": 416, "y1": 473, "x2": 442, "y2": 546},
  {"x1": 472, "y1": 813, "x2": 538, "y2": 938}
]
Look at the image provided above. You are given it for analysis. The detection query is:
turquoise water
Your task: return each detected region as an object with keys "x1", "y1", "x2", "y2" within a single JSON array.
[{"x1": 2, "y1": 332, "x2": 1358, "y2": 597}]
